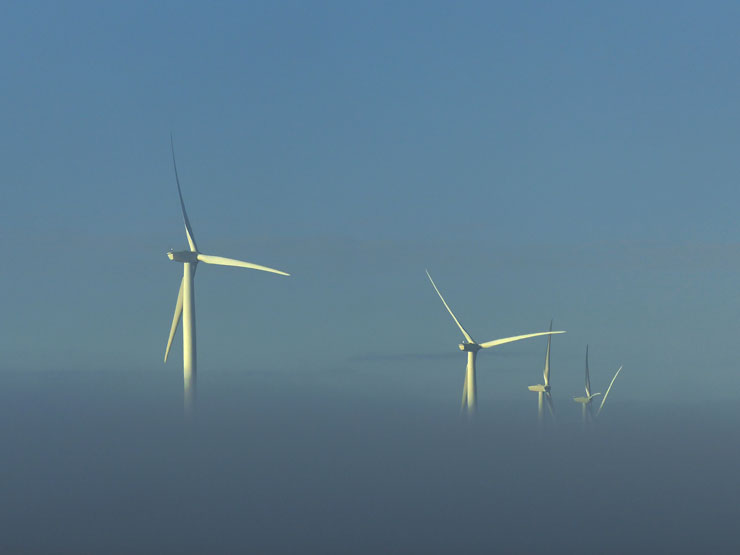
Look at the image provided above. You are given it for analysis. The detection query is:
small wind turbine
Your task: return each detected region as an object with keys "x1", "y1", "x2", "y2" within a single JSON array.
[
  {"x1": 528, "y1": 320, "x2": 556, "y2": 426},
  {"x1": 426, "y1": 270, "x2": 565, "y2": 416},
  {"x1": 164, "y1": 138, "x2": 290, "y2": 413},
  {"x1": 573, "y1": 346, "x2": 622, "y2": 425}
]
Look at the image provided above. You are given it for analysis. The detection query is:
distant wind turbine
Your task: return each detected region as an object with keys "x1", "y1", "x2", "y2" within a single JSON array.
[
  {"x1": 164, "y1": 138, "x2": 290, "y2": 413},
  {"x1": 528, "y1": 320, "x2": 556, "y2": 425},
  {"x1": 573, "y1": 346, "x2": 600, "y2": 425},
  {"x1": 573, "y1": 346, "x2": 622, "y2": 425},
  {"x1": 426, "y1": 270, "x2": 565, "y2": 416}
]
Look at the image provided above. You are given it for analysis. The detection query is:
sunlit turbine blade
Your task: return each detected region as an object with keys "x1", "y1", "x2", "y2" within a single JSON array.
[
  {"x1": 543, "y1": 319, "x2": 553, "y2": 386},
  {"x1": 597, "y1": 366, "x2": 623, "y2": 417},
  {"x1": 425, "y1": 270, "x2": 474, "y2": 343},
  {"x1": 164, "y1": 277, "x2": 184, "y2": 362},
  {"x1": 196, "y1": 254, "x2": 290, "y2": 276},
  {"x1": 479, "y1": 331, "x2": 565, "y2": 349},
  {"x1": 585, "y1": 345, "x2": 592, "y2": 397},
  {"x1": 170, "y1": 135, "x2": 198, "y2": 252}
]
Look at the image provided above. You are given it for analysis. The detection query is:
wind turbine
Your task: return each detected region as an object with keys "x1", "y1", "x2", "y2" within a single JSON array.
[
  {"x1": 425, "y1": 270, "x2": 565, "y2": 416},
  {"x1": 164, "y1": 138, "x2": 290, "y2": 413},
  {"x1": 528, "y1": 320, "x2": 556, "y2": 425},
  {"x1": 573, "y1": 346, "x2": 622, "y2": 425},
  {"x1": 573, "y1": 346, "x2": 600, "y2": 426}
]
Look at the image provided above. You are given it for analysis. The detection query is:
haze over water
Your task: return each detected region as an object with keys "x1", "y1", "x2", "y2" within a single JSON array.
[{"x1": 2, "y1": 368, "x2": 738, "y2": 554}]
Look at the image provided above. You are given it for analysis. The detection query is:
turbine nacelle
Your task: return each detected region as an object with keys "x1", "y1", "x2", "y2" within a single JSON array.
[
  {"x1": 459, "y1": 342, "x2": 481, "y2": 352},
  {"x1": 168, "y1": 250, "x2": 199, "y2": 263},
  {"x1": 528, "y1": 384, "x2": 550, "y2": 393}
]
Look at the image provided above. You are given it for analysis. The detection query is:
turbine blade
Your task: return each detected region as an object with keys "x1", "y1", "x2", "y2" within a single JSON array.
[
  {"x1": 170, "y1": 135, "x2": 198, "y2": 252},
  {"x1": 197, "y1": 254, "x2": 290, "y2": 276},
  {"x1": 585, "y1": 345, "x2": 592, "y2": 397},
  {"x1": 545, "y1": 392, "x2": 555, "y2": 419},
  {"x1": 425, "y1": 270, "x2": 474, "y2": 343},
  {"x1": 543, "y1": 320, "x2": 553, "y2": 386},
  {"x1": 164, "y1": 277, "x2": 184, "y2": 362},
  {"x1": 479, "y1": 331, "x2": 565, "y2": 349},
  {"x1": 597, "y1": 366, "x2": 623, "y2": 417}
]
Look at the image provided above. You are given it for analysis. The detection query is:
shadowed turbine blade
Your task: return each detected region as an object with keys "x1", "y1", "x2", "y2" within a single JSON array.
[
  {"x1": 170, "y1": 135, "x2": 198, "y2": 252},
  {"x1": 425, "y1": 270, "x2": 474, "y2": 343},
  {"x1": 197, "y1": 254, "x2": 290, "y2": 276},
  {"x1": 597, "y1": 366, "x2": 623, "y2": 417},
  {"x1": 164, "y1": 277, "x2": 184, "y2": 362},
  {"x1": 545, "y1": 391, "x2": 555, "y2": 419},
  {"x1": 479, "y1": 331, "x2": 565, "y2": 349}
]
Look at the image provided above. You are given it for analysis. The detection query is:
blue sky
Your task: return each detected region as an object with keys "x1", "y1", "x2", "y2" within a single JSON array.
[{"x1": 2, "y1": 1, "x2": 740, "y2": 406}]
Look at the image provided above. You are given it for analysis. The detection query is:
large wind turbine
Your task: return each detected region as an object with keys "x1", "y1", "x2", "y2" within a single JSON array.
[
  {"x1": 573, "y1": 346, "x2": 622, "y2": 425},
  {"x1": 426, "y1": 271, "x2": 565, "y2": 416},
  {"x1": 164, "y1": 139, "x2": 290, "y2": 413},
  {"x1": 528, "y1": 320, "x2": 556, "y2": 425}
]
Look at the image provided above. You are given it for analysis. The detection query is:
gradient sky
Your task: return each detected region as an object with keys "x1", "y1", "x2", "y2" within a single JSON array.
[{"x1": 2, "y1": 1, "x2": 740, "y2": 408}]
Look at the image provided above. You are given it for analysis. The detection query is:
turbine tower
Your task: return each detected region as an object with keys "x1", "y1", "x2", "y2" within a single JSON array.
[
  {"x1": 528, "y1": 320, "x2": 556, "y2": 426},
  {"x1": 426, "y1": 270, "x2": 565, "y2": 416},
  {"x1": 164, "y1": 138, "x2": 290, "y2": 414},
  {"x1": 573, "y1": 346, "x2": 622, "y2": 425}
]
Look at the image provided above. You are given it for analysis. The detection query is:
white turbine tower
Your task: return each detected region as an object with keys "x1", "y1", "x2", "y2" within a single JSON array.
[
  {"x1": 426, "y1": 271, "x2": 565, "y2": 416},
  {"x1": 573, "y1": 346, "x2": 622, "y2": 425},
  {"x1": 164, "y1": 139, "x2": 290, "y2": 413},
  {"x1": 528, "y1": 320, "x2": 555, "y2": 425}
]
